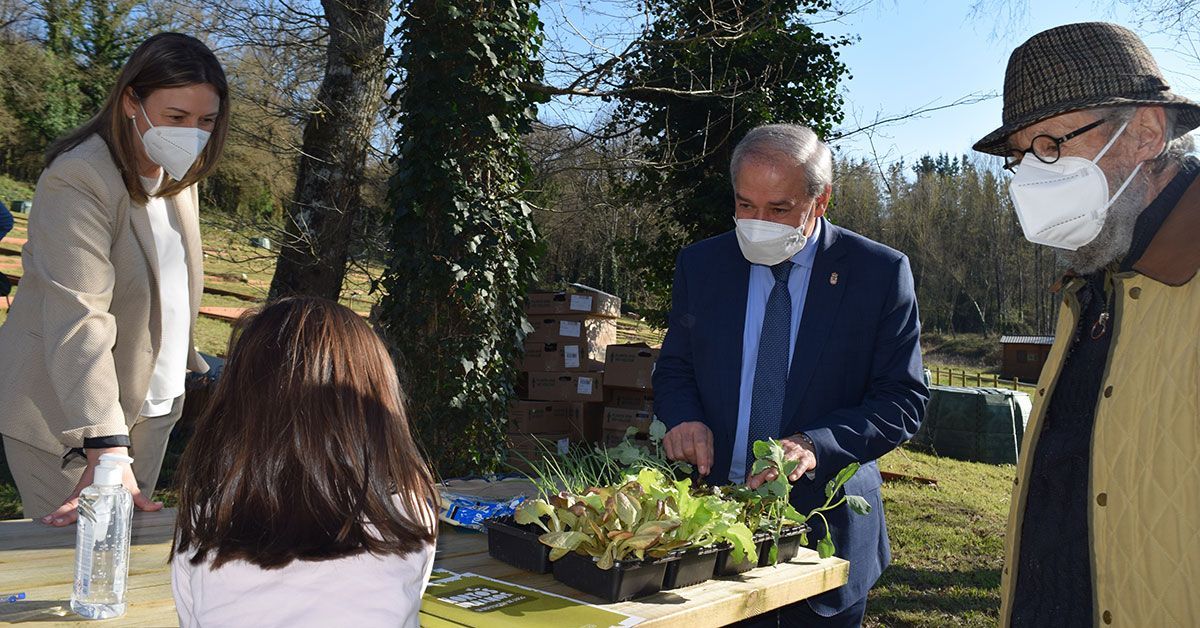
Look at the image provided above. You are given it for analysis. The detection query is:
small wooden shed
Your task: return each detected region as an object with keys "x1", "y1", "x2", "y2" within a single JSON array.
[{"x1": 1000, "y1": 335, "x2": 1055, "y2": 382}]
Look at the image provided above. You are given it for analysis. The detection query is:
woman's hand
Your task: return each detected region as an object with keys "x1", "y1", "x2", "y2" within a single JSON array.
[{"x1": 42, "y1": 446, "x2": 163, "y2": 527}]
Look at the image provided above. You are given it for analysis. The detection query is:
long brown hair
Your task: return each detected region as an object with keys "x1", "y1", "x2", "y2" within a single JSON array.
[
  {"x1": 46, "y1": 32, "x2": 229, "y2": 206},
  {"x1": 172, "y1": 297, "x2": 438, "y2": 569}
]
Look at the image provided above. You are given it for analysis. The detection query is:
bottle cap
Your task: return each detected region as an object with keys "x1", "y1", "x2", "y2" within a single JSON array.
[{"x1": 93, "y1": 453, "x2": 134, "y2": 486}]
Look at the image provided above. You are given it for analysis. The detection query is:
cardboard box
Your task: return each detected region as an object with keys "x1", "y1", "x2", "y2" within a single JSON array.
[
  {"x1": 603, "y1": 406, "x2": 654, "y2": 434},
  {"x1": 506, "y1": 401, "x2": 604, "y2": 442},
  {"x1": 604, "y1": 344, "x2": 659, "y2": 390},
  {"x1": 520, "y1": 340, "x2": 605, "y2": 372},
  {"x1": 605, "y1": 388, "x2": 655, "y2": 414},
  {"x1": 525, "y1": 316, "x2": 618, "y2": 354},
  {"x1": 569, "y1": 402, "x2": 605, "y2": 443},
  {"x1": 507, "y1": 401, "x2": 574, "y2": 434},
  {"x1": 526, "y1": 284, "x2": 621, "y2": 318},
  {"x1": 601, "y1": 429, "x2": 650, "y2": 450},
  {"x1": 526, "y1": 372, "x2": 605, "y2": 402},
  {"x1": 507, "y1": 432, "x2": 571, "y2": 472}
]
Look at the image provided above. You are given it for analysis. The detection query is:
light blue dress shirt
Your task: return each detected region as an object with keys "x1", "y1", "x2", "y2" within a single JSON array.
[{"x1": 728, "y1": 219, "x2": 821, "y2": 484}]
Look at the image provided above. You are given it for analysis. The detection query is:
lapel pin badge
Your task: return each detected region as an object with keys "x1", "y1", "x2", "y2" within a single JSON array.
[{"x1": 830, "y1": 272, "x2": 839, "y2": 286}]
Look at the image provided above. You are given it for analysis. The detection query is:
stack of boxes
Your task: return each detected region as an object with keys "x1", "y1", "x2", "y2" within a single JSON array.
[
  {"x1": 600, "y1": 344, "x2": 660, "y2": 447},
  {"x1": 506, "y1": 285, "x2": 620, "y2": 468}
]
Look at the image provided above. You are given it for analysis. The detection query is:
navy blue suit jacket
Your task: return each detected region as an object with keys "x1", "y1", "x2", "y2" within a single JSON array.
[{"x1": 652, "y1": 219, "x2": 928, "y2": 614}]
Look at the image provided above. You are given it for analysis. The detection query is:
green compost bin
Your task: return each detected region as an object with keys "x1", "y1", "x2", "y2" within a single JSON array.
[{"x1": 911, "y1": 386, "x2": 1033, "y2": 464}]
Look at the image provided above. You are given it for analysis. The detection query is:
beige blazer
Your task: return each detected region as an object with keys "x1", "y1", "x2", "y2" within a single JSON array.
[{"x1": 0, "y1": 134, "x2": 207, "y2": 455}]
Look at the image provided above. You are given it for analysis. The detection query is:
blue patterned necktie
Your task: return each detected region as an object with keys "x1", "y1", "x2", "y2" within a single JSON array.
[{"x1": 746, "y1": 260, "x2": 794, "y2": 479}]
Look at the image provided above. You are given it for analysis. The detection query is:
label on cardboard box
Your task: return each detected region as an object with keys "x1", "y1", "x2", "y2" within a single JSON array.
[
  {"x1": 559, "y1": 320, "x2": 582, "y2": 337},
  {"x1": 603, "y1": 407, "x2": 654, "y2": 433},
  {"x1": 577, "y1": 376, "x2": 595, "y2": 395},
  {"x1": 569, "y1": 294, "x2": 594, "y2": 312},
  {"x1": 563, "y1": 345, "x2": 581, "y2": 369}
]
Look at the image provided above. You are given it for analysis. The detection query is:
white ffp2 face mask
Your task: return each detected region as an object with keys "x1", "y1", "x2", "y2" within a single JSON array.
[
  {"x1": 134, "y1": 102, "x2": 210, "y2": 181},
  {"x1": 1008, "y1": 118, "x2": 1143, "y2": 251},
  {"x1": 734, "y1": 217, "x2": 808, "y2": 265}
]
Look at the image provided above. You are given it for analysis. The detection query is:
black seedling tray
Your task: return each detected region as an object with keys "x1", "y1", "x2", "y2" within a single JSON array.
[
  {"x1": 552, "y1": 551, "x2": 678, "y2": 602},
  {"x1": 662, "y1": 544, "x2": 721, "y2": 589},
  {"x1": 484, "y1": 516, "x2": 552, "y2": 574},
  {"x1": 757, "y1": 524, "x2": 809, "y2": 567},
  {"x1": 714, "y1": 531, "x2": 773, "y2": 576}
]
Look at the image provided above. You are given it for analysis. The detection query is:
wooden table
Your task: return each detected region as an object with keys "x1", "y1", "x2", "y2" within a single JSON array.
[{"x1": 0, "y1": 509, "x2": 849, "y2": 626}]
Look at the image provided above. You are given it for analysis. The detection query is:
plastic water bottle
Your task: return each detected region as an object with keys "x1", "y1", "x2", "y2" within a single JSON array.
[{"x1": 71, "y1": 453, "x2": 134, "y2": 619}]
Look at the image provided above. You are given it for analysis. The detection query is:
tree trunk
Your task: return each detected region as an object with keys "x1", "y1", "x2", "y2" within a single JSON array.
[{"x1": 268, "y1": 0, "x2": 388, "y2": 300}]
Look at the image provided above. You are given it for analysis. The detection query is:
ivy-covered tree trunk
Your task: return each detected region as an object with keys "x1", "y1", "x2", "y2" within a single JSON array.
[
  {"x1": 268, "y1": 0, "x2": 388, "y2": 300},
  {"x1": 380, "y1": 0, "x2": 547, "y2": 476}
]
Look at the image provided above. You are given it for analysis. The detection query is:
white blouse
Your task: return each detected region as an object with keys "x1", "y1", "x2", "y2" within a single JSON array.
[{"x1": 139, "y1": 173, "x2": 190, "y2": 417}]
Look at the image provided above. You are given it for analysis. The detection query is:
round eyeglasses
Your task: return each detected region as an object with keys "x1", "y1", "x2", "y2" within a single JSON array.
[{"x1": 1003, "y1": 118, "x2": 1107, "y2": 172}]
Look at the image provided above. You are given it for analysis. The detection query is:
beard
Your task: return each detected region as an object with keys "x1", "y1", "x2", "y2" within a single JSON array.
[{"x1": 1056, "y1": 163, "x2": 1150, "y2": 274}]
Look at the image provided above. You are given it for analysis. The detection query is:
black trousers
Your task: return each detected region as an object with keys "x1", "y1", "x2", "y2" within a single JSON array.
[{"x1": 730, "y1": 596, "x2": 867, "y2": 628}]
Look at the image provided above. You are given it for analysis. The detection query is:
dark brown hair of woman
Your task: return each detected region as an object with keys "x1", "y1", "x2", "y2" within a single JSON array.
[
  {"x1": 45, "y1": 32, "x2": 230, "y2": 205},
  {"x1": 171, "y1": 297, "x2": 438, "y2": 569}
]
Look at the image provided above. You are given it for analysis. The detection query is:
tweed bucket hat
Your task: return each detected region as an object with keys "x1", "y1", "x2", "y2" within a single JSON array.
[{"x1": 974, "y1": 22, "x2": 1200, "y2": 156}]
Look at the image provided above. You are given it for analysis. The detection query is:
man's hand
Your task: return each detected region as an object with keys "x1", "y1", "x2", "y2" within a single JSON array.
[
  {"x1": 663, "y1": 421, "x2": 714, "y2": 476},
  {"x1": 745, "y1": 433, "x2": 817, "y2": 489},
  {"x1": 42, "y1": 446, "x2": 162, "y2": 527}
]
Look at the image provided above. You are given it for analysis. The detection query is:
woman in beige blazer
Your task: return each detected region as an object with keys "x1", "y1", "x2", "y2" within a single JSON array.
[{"x1": 0, "y1": 33, "x2": 229, "y2": 525}]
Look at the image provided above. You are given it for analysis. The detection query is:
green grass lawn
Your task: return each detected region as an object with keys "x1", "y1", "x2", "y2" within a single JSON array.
[
  {"x1": 867, "y1": 448, "x2": 1011, "y2": 627},
  {"x1": 0, "y1": 174, "x2": 34, "y2": 206}
]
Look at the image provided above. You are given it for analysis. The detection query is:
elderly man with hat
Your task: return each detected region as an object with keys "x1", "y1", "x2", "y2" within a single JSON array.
[{"x1": 975, "y1": 22, "x2": 1200, "y2": 627}]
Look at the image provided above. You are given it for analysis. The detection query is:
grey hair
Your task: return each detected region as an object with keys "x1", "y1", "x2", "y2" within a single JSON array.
[
  {"x1": 730, "y1": 124, "x2": 833, "y2": 199},
  {"x1": 1103, "y1": 105, "x2": 1194, "y2": 173}
]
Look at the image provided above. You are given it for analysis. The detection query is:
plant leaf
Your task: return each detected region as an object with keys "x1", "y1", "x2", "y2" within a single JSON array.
[
  {"x1": 846, "y1": 494, "x2": 872, "y2": 516},
  {"x1": 750, "y1": 459, "x2": 774, "y2": 476},
  {"x1": 648, "y1": 419, "x2": 667, "y2": 441},
  {"x1": 724, "y1": 521, "x2": 757, "y2": 564},
  {"x1": 539, "y1": 531, "x2": 590, "y2": 552},
  {"x1": 817, "y1": 534, "x2": 836, "y2": 559},
  {"x1": 782, "y1": 504, "x2": 807, "y2": 524},
  {"x1": 514, "y1": 499, "x2": 552, "y2": 532},
  {"x1": 834, "y1": 463, "x2": 860, "y2": 489},
  {"x1": 782, "y1": 460, "x2": 799, "y2": 477},
  {"x1": 612, "y1": 491, "x2": 640, "y2": 528}
]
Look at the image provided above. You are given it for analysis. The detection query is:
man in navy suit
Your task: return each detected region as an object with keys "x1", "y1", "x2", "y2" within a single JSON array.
[{"x1": 652, "y1": 124, "x2": 928, "y2": 627}]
